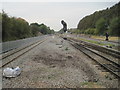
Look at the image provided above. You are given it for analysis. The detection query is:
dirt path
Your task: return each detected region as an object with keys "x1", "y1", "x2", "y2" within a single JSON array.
[{"x1": 2, "y1": 35, "x2": 118, "y2": 88}]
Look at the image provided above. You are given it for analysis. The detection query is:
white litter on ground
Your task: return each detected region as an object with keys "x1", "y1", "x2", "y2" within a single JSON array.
[{"x1": 3, "y1": 66, "x2": 21, "y2": 78}]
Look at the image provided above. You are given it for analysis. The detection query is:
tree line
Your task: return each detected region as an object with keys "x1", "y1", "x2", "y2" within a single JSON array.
[
  {"x1": 1, "y1": 11, "x2": 55, "y2": 42},
  {"x1": 77, "y1": 2, "x2": 120, "y2": 36}
]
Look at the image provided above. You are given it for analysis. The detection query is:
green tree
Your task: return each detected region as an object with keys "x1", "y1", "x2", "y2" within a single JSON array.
[
  {"x1": 109, "y1": 17, "x2": 120, "y2": 36},
  {"x1": 50, "y1": 29, "x2": 55, "y2": 34},
  {"x1": 2, "y1": 11, "x2": 13, "y2": 41},
  {"x1": 77, "y1": 2, "x2": 120, "y2": 36},
  {"x1": 2, "y1": 11, "x2": 55, "y2": 42},
  {"x1": 84, "y1": 28, "x2": 97, "y2": 35},
  {"x1": 30, "y1": 23, "x2": 40, "y2": 36},
  {"x1": 11, "y1": 18, "x2": 31, "y2": 39},
  {"x1": 39, "y1": 24, "x2": 48, "y2": 34},
  {"x1": 2, "y1": 11, "x2": 32, "y2": 41},
  {"x1": 95, "y1": 18, "x2": 107, "y2": 35}
]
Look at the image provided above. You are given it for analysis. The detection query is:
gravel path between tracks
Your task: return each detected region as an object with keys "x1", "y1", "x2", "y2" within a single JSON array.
[{"x1": 2, "y1": 35, "x2": 118, "y2": 88}]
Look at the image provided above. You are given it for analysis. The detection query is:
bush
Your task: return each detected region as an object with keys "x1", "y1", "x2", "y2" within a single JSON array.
[
  {"x1": 109, "y1": 17, "x2": 120, "y2": 36},
  {"x1": 95, "y1": 18, "x2": 107, "y2": 35},
  {"x1": 2, "y1": 11, "x2": 55, "y2": 42},
  {"x1": 84, "y1": 28, "x2": 97, "y2": 35}
]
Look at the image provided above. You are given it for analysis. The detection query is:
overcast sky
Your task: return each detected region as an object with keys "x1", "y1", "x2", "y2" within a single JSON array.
[{"x1": 1, "y1": 0, "x2": 119, "y2": 31}]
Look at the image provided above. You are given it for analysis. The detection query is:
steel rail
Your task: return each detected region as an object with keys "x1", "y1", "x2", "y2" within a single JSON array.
[
  {"x1": 68, "y1": 39, "x2": 120, "y2": 78},
  {"x1": 1, "y1": 38, "x2": 47, "y2": 68}
]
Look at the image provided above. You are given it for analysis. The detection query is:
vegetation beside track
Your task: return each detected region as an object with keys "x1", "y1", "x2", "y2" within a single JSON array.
[
  {"x1": 77, "y1": 2, "x2": 120, "y2": 36},
  {"x1": 91, "y1": 35, "x2": 119, "y2": 41},
  {"x1": 1, "y1": 11, "x2": 55, "y2": 42},
  {"x1": 78, "y1": 37, "x2": 116, "y2": 47}
]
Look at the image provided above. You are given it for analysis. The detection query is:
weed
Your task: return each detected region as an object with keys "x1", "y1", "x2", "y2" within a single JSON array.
[
  {"x1": 105, "y1": 75, "x2": 113, "y2": 80},
  {"x1": 80, "y1": 82, "x2": 104, "y2": 88},
  {"x1": 105, "y1": 75, "x2": 109, "y2": 79},
  {"x1": 65, "y1": 47, "x2": 69, "y2": 51},
  {"x1": 78, "y1": 38, "x2": 115, "y2": 46}
]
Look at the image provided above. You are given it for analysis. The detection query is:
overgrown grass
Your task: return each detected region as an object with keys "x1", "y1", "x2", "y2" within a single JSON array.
[
  {"x1": 91, "y1": 35, "x2": 119, "y2": 41},
  {"x1": 80, "y1": 82, "x2": 104, "y2": 88},
  {"x1": 78, "y1": 38, "x2": 115, "y2": 47}
]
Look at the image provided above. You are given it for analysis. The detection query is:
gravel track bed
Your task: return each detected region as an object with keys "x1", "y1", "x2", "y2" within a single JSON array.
[{"x1": 2, "y1": 36, "x2": 118, "y2": 88}]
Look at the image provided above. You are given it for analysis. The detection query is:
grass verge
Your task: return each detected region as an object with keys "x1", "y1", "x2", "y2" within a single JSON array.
[{"x1": 78, "y1": 38, "x2": 115, "y2": 47}]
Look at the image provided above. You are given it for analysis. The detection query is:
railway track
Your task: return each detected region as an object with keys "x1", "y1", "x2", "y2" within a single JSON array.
[
  {"x1": 0, "y1": 37, "x2": 48, "y2": 68},
  {"x1": 67, "y1": 38, "x2": 120, "y2": 78},
  {"x1": 67, "y1": 37, "x2": 120, "y2": 59}
]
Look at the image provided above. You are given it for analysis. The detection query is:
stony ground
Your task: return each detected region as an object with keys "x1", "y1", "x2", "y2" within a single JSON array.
[{"x1": 2, "y1": 35, "x2": 118, "y2": 88}]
